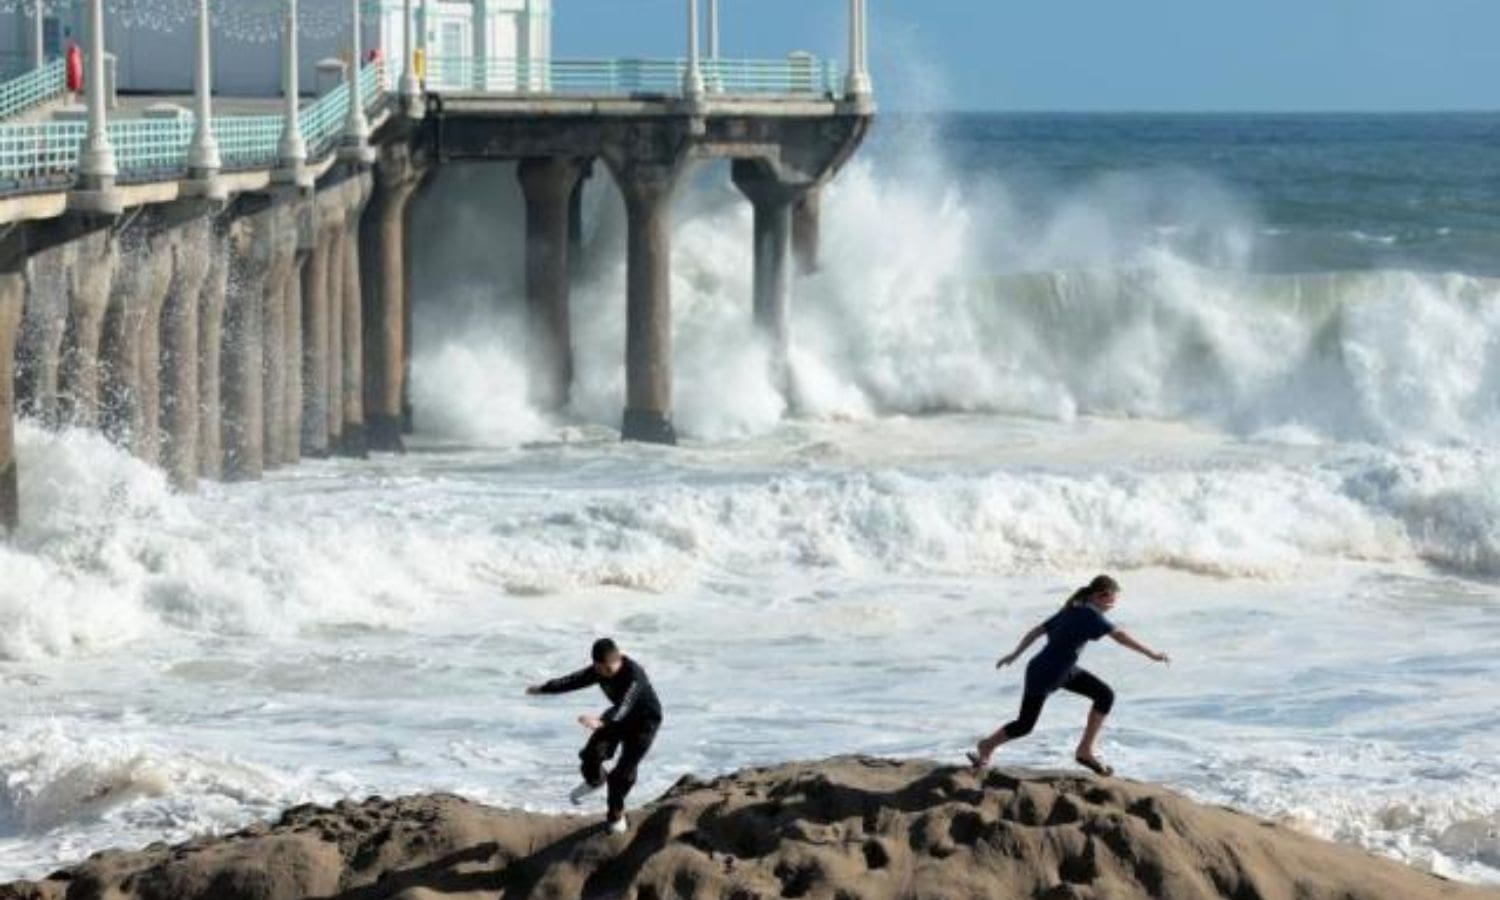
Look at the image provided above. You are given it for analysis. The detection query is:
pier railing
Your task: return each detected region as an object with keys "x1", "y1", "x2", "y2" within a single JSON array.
[
  {"x1": 0, "y1": 62, "x2": 385, "y2": 193},
  {"x1": 0, "y1": 58, "x2": 67, "y2": 121},
  {"x1": 425, "y1": 56, "x2": 844, "y2": 98}
]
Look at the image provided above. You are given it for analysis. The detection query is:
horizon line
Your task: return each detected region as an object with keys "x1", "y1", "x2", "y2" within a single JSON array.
[{"x1": 880, "y1": 107, "x2": 1500, "y2": 117}]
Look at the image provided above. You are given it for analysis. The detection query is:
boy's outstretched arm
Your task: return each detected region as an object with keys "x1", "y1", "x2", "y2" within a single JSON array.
[
  {"x1": 1110, "y1": 629, "x2": 1170, "y2": 663},
  {"x1": 997, "y1": 624, "x2": 1047, "y2": 668},
  {"x1": 526, "y1": 666, "x2": 599, "y2": 695}
]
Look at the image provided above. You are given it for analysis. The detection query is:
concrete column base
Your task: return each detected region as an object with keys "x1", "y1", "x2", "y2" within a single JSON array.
[
  {"x1": 622, "y1": 408, "x2": 677, "y2": 445},
  {"x1": 67, "y1": 186, "x2": 125, "y2": 217},
  {"x1": 365, "y1": 414, "x2": 402, "y2": 452}
]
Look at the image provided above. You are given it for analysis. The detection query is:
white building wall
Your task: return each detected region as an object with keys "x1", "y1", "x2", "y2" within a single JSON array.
[
  {"x1": 1, "y1": 7, "x2": 65, "y2": 69},
  {"x1": 1, "y1": 10, "x2": 23, "y2": 60}
]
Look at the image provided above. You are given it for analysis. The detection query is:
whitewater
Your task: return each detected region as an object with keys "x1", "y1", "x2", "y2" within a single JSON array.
[{"x1": 3, "y1": 114, "x2": 1500, "y2": 885}]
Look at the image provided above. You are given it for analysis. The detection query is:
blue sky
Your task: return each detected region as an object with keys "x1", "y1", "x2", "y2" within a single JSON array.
[{"x1": 554, "y1": 1, "x2": 1500, "y2": 112}]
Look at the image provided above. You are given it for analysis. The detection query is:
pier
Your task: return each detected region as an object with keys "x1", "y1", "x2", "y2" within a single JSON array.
[{"x1": 0, "y1": 0, "x2": 873, "y2": 533}]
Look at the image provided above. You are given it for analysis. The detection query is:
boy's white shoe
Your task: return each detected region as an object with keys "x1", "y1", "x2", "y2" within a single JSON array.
[
  {"x1": 607, "y1": 815, "x2": 629, "y2": 835},
  {"x1": 569, "y1": 780, "x2": 603, "y2": 805}
]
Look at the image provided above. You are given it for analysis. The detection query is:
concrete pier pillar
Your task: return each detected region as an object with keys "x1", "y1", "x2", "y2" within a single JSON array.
[
  {"x1": 197, "y1": 234, "x2": 228, "y2": 479},
  {"x1": 568, "y1": 167, "x2": 588, "y2": 262},
  {"x1": 610, "y1": 159, "x2": 686, "y2": 444},
  {"x1": 325, "y1": 207, "x2": 347, "y2": 449},
  {"x1": 58, "y1": 231, "x2": 117, "y2": 428},
  {"x1": 360, "y1": 147, "x2": 423, "y2": 452},
  {"x1": 401, "y1": 220, "x2": 414, "y2": 436},
  {"x1": 160, "y1": 218, "x2": 212, "y2": 491},
  {"x1": 338, "y1": 183, "x2": 369, "y2": 456},
  {"x1": 17, "y1": 243, "x2": 74, "y2": 427},
  {"x1": 733, "y1": 160, "x2": 809, "y2": 392},
  {"x1": 101, "y1": 227, "x2": 174, "y2": 461},
  {"x1": 283, "y1": 227, "x2": 310, "y2": 467},
  {"x1": 300, "y1": 218, "x2": 334, "y2": 457},
  {"x1": 138, "y1": 271, "x2": 166, "y2": 465},
  {"x1": 261, "y1": 210, "x2": 296, "y2": 469},
  {"x1": 261, "y1": 255, "x2": 287, "y2": 468},
  {"x1": 792, "y1": 188, "x2": 822, "y2": 276},
  {"x1": 752, "y1": 198, "x2": 792, "y2": 358},
  {"x1": 518, "y1": 157, "x2": 584, "y2": 409},
  {"x1": 221, "y1": 215, "x2": 268, "y2": 481},
  {"x1": 1, "y1": 227, "x2": 25, "y2": 535}
]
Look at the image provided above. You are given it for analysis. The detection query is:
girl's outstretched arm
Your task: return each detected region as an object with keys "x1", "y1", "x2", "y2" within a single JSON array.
[
  {"x1": 1110, "y1": 629, "x2": 1170, "y2": 663},
  {"x1": 997, "y1": 624, "x2": 1047, "y2": 668}
]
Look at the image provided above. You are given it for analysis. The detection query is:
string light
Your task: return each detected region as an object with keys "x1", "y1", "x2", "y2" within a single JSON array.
[{"x1": 0, "y1": 0, "x2": 384, "y2": 44}]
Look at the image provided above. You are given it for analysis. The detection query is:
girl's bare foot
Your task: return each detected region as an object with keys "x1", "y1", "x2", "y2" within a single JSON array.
[{"x1": 1074, "y1": 753, "x2": 1114, "y2": 777}]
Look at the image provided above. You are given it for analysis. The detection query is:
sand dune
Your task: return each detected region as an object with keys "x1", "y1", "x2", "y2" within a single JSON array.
[{"x1": 1, "y1": 756, "x2": 1492, "y2": 900}]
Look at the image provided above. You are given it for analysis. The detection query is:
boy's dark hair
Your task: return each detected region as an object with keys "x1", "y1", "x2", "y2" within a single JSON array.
[
  {"x1": 1064, "y1": 574, "x2": 1120, "y2": 609},
  {"x1": 591, "y1": 638, "x2": 620, "y2": 663}
]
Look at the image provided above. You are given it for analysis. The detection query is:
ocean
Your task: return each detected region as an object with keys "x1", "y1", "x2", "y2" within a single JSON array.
[{"x1": 2, "y1": 113, "x2": 1499, "y2": 884}]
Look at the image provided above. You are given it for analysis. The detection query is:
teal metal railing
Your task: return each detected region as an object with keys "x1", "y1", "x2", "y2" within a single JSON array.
[
  {"x1": 0, "y1": 119, "x2": 83, "y2": 190},
  {"x1": 112, "y1": 115, "x2": 197, "y2": 178},
  {"x1": 214, "y1": 114, "x2": 285, "y2": 170},
  {"x1": 425, "y1": 56, "x2": 843, "y2": 98},
  {"x1": 301, "y1": 61, "x2": 383, "y2": 157},
  {"x1": 0, "y1": 58, "x2": 67, "y2": 121},
  {"x1": 0, "y1": 62, "x2": 386, "y2": 193}
]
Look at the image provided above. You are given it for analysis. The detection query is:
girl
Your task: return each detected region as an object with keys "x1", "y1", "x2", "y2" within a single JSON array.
[{"x1": 969, "y1": 575, "x2": 1168, "y2": 776}]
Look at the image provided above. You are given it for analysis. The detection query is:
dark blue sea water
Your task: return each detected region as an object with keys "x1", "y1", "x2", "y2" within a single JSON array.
[{"x1": 872, "y1": 113, "x2": 1500, "y2": 275}]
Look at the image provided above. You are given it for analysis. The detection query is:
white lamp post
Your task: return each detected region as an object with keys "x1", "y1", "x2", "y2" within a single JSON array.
[
  {"x1": 31, "y1": 0, "x2": 45, "y2": 67},
  {"x1": 342, "y1": 0, "x2": 372, "y2": 158},
  {"x1": 77, "y1": 0, "x2": 116, "y2": 187},
  {"x1": 419, "y1": 0, "x2": 432, "y2": 86},
  {"x1": 845, "y1": 0, "x2": 872, "y2": 99},
  {"x1": 474, "y1": 0, "x2": 488, "y2": 91},
  {"x1": 186, "y1": 0, "x2": 221, "y2": 179},
  {"x1": 278, "y1": 0, "x2": 308, "y2": 180},
  {"x1": 708, "y1": 0, "x2": 719, "y2": 59},
  {"x1": 399, "y1": 0, "x2": 419, "y2": 99},
  {"x1": 683, "y1": 0, "x2": 704, "y2": 98}
]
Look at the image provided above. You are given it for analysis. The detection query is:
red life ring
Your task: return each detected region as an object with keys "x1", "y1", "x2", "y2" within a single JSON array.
[{"x1": 65, "y1": 43, "x2": 84, "y2": 93}]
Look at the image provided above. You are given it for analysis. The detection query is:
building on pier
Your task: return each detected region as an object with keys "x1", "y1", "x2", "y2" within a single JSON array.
[{"x1": 0, "y1": 1, "x2": 552, "y2": 95}]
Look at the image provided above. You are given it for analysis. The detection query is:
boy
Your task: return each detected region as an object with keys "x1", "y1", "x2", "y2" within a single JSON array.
[{"x1": 527, "y1": 638, "x2": 663, "y2": 833}]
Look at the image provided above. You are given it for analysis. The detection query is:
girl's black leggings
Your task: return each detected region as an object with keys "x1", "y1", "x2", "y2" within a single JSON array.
[{"x1": 1003, "y1": 668, "x2": 1115, "y2": 739}]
